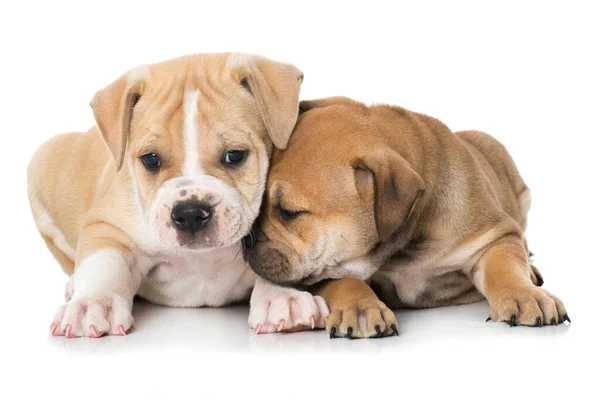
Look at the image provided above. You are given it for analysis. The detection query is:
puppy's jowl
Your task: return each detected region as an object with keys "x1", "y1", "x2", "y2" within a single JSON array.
[
  {"x1": 245, "y1": 96, "x2": 568, "y2": 339},
  {"x1": 28, "y1": 53, "x2": 328, "y2": 338}
]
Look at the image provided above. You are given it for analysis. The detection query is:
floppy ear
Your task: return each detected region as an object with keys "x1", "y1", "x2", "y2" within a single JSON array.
[
  {"x1": 236, "y1": 55, "x2": 303, "y2": 150},
  {"x1": 90, "y1": 71, "x2": 145, "y2": 171},
  {"x1": 299, "y1": 96, "x2": 361, "y2": 115},
  {"x1": 354, "y1": 148, "x2": 425, "y2": 243}
]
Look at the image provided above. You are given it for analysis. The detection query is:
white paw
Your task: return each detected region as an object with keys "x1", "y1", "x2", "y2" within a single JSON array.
[
  {"x1": 50, "y1": 295, "x2": 133, "y2": 338},
  {"x1": 249, "y1": 284, "x2": 329, "y2": 334}
]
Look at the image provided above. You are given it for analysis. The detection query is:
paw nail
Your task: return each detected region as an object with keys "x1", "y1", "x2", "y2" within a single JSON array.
[
  {"x1": 118, "y1": 325, "x2": 127, "y2": 336},
  {"x1": 507, "y1": 314, "x2": 516, "y2": 327},
  {"x1": 65, "y1": 324, "x2": 74, "y2": 338},
  {"x1": 255, "y1": 324, "x2": 263, "y2": 334},
  {"x1": 563, "y1": 314, "x2": 571, "y2": 323},
  {"x1": 391, "y1": 324, "x2": 399, "y2": 336},
  {"x1": 90, "y1": 325, "x2": 100, "y2": 337},
  {"x1": 551, "y1": 317, "x2": 557, "y2": 325},
  {"x1": 535, "y1": 317, "x2": 542, "y2": 327},
  {"x1": 277, "y1": 319, "x2": 285, "y2": 332},
  {"x1": 485, "y1": 317, "x2": 491, "y2": 322},
  {"x1": 374, "y1": 325, "x2": 382, "y2": 337},
  {"x1": 346, "y1": 327, "x2": 353, "y2": 338},
  {"x1": 329, "y1": 327, "x2": 337, "y2": 339},
  {"x1": 535, "y1": 275, "x2": 544, "y2": 287},
  {"x1": 310, "y1": 316, "x2": 315, "y2": 330}
]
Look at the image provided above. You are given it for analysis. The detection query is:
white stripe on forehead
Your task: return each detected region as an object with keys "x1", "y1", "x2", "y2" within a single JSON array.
[{"x1": 182, "y1": 90, "x2": 202, "y2": 176}]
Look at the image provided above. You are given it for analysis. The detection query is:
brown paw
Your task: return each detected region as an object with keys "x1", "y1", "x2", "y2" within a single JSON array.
[
  {"x1": 327, "y1": 300, "x2": 398, "y2": 339},
  {"x1": 486, "y1": 286, "x2": 568, "y2": 327}
]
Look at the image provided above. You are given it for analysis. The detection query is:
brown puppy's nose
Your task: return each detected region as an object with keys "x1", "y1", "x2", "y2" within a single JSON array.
[
  {"x1": 241, "y1": 233, "x2": 255, "y2": 249},
  {"x1": 171, "y1": 201, "x2": 211, "y2": 235}
]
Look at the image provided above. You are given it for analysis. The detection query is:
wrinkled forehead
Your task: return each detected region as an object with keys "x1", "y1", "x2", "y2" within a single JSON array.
[
  {"x1": 269, "y1": 155, "x2": 355, "y2": 210},
  {"x1": 130, "y1": 54, "x2": 266, "y2": 147},
  {"x1": 268, "y1": 109, "x2": 366, "y2": 205}
]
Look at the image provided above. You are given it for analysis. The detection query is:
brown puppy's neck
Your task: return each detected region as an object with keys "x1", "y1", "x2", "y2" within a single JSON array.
[{"x1": 358, "y1": 106, "x2": 462, "y2": 273}]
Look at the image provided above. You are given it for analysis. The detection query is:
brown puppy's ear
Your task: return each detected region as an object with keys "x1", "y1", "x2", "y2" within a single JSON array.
[
  {"x1": 299, "y1": 96, "x2": 362, "y2": 115},
  {"x1": 90, "y1": 70, "x2": 145, "y2": 171},
  {"x1": 354, "y1": 148, "x2": 425, "y2": 243},
  {"x1": 236, "y1": 55, "x2": 303, "y2": 150}
]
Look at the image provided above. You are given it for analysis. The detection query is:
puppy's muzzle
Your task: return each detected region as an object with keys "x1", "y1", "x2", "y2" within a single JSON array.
[
  {"x1": 171, "y1": 200, "x2": 212, "y2": 235},
  {"x1": 243, "y1": 231, "x2": 301, "y2": 286}
]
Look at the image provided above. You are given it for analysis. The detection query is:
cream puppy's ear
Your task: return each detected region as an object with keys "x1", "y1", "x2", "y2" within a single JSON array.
[
  {"x1": 89, "y1": 67, "x2": 147, "y2": 170},
  {"x1": 233, "y1": 54, "x2": 303, "y2": 150},
  {"x1": 354, "y1": 148, "x2": 425, "y2": 243}
]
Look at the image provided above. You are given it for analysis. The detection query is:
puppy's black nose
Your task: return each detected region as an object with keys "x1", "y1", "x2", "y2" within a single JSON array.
[{"x1": 171, "y1": 201, "x2": 211, "y2": 234}]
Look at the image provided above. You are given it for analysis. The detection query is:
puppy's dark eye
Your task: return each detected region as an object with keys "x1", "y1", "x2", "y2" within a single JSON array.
[
  {"x1": 276, "y1": 206, "x2": 306, "y2": 222},
  {"x1": 223, "y1": 150, "x2": 247, "y2": 165},
  {"x1": 140, "y1": 153, "x2": 161, "y2": 171}
]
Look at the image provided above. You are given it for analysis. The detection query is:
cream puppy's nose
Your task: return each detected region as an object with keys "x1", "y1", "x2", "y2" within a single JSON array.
[{"x1": 170, "y1": 201, "x2": 212, "y2": 235}]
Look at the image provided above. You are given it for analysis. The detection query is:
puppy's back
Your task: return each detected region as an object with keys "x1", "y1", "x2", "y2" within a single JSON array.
[{"x1": 456, "y1": 130, "x2": 530, "y2": 230}]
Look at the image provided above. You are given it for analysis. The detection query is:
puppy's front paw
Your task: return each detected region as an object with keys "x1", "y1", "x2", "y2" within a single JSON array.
[
  {"x1": 328, "y1": 299, "x2": 398, "y2": 339},
  {"x1": 487, "y1": 286, "x2": 569, "y2": 327},
  {"x1": 249, "y1": 287, "x2": 329, "y2": 334},
  {"x1": 50, "y1": 295, "x2": 133, "y2": 338}
]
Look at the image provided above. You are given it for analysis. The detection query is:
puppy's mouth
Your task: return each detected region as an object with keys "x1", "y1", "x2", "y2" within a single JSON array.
[{"x1": 178, "y1": 236, "x2": 203, "y2": 249}]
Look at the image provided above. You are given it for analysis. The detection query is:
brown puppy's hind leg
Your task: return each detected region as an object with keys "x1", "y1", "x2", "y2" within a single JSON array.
[
  {"x1": 474, "y1": 235, "x2": 568, "y2": 326},
  {"x1": 313, "y1": 278, "x2": 398, "y2": 339},
  {"x1": 529, "y1": 264, "x2": 544, "y2": 287},
  {"x1": 524, "y1": 238, "x2": 543, "y2": 286}
]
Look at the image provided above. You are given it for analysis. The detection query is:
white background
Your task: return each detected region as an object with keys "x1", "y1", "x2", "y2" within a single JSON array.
[{"x1": 1, "y1": 1, "x2": 598, "y2": 399}]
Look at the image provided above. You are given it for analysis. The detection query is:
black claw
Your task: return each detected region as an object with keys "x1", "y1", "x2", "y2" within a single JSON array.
[
  {"x1": 374, "y1": 325, "x2": 382, "y2": 337},
  {"x1": 391, "y1": 324, "x2": 399, "y2": 336},
  {"x1": 528, "y1": 251, "x2": 534, "y2": 259},
  {"x1": 535, "y1": 316, "x2": 542, "y2": 327},
  {"x1": 506, "y1": 314, "x2": 517, "y2": 327},
  {"x1": 486, "y1": 317, "x2": 492, "y2": 322},
  {"x1": 551, "y1": 317, "x2": 557, "y2": 325},
  {"x1": 534, "y1": 274, "x2": 544, "y2": 287},
  {"x1": 329, "y1": 327, "x2": 337, "y2": 339},
  {"x1": 563, "y1": 314, "x2": 571, "y2": 323},
  {"x1": 346, "y1": 327, "x2": 353, "y2": 338}
]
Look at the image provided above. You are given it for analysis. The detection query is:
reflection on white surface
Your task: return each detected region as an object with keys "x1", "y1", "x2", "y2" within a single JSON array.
[{"x1": 46, "y1": 298, "x2": 571, "y2": 354}]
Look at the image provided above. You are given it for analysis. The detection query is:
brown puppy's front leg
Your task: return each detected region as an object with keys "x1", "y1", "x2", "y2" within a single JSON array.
[
  {"x1": 473, "y1": 235, "x2": 569, "y2": 326},
  {"x1": 313, "y1": 278, "x2": 398, "y2": 339}
]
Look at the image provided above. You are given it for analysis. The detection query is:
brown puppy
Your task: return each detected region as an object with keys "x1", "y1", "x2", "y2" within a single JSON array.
[{"x1": 244, "y1": 96, "x2": 568, "y2": 339}]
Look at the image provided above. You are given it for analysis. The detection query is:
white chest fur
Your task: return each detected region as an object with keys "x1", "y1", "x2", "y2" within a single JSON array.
[{"x1": 137, "y1": 243, "x2": 256, "y2": 307}]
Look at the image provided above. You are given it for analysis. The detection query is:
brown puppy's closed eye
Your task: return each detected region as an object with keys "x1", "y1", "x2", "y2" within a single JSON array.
[{"x1": 244, "y1": 96, "x2": 568, "y2": 339}]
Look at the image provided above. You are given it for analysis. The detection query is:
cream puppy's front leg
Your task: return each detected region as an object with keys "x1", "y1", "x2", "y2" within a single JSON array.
[
  {"x1": 249, "y1": 277, "x2": 329, "y2": 333},
  {"x1": 51, "y1": 248, "x2": 141, "y2": 338}
]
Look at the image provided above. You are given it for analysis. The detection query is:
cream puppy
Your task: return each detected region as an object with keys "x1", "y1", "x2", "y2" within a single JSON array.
[{"x1": 28, "y1": 53, "x2": 328, "y2": 338}]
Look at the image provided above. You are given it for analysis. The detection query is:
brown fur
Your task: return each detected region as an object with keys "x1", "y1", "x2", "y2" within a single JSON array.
[{"x1": 245, "y1": 97, "x2": 568, "y2": 338}]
